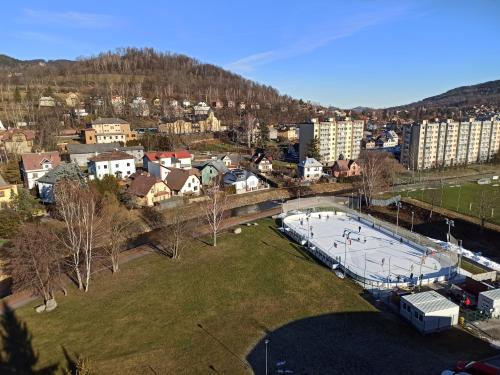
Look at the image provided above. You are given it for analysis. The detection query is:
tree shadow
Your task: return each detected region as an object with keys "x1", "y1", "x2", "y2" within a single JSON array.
[
  {"x1": 0, "y1": 302, "x2": 58, "y2": 374},
  {"x1": 246, "y1": 311, "x2": 498, "y2": 375}
]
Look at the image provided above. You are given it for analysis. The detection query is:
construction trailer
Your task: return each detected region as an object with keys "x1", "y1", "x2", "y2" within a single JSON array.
[
  {"x1": 477, "y1": 289, "x2": 500, "y2": 318},
  {"x1": 400, "y1": 291, "x2": 459, "y2": 333}
]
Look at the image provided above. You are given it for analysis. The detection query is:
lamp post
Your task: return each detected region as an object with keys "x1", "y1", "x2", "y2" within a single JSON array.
[
  {"x1": 410, "y1": 211, "x2": 415, "y2": 233},
  {"x1": 395, "y1": 202, "x2": 402, "y2": 235},
  {"x1": 445, "y1": 218, "x2": 454, "y2": 243},
  {"x1": 458, "y1": 239, "x2": 463, "y2": 275},
  {"x1": 342, "y1": 229, "x2": 353, "y2": 277},
  {"x1": 351, "y1": 192, "x2": 354, "y2": 209},
  {"x1": 456, "y1": 185, "x2": 462, "y2": 212},
  {"x1": 265, "y1": 339, "x2": 269, "y2": 375}
]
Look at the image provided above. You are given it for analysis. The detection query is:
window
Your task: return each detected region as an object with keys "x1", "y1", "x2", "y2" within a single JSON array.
[
  {"x1": 127, "y1": 171, "x2": 130, "y2": 175},
  {"x1": 414, "y1": 311, "x2": 418, "y2": 318},
  {"x1": 104, "y1": 165, "x2": 108, "y2": 169},
  {"x1": 115, "y1": 164, "x2": 119, "y2": 168},
  {"x1": 418, "y1": 315, "x2": 423, "y2": 322},
  {"x1": 32, "y1": 173, "x2": 38, "y2": 178},
  {"x1": 188, "y1": 183, "x2": 191, "y2": 188},
  {"x1": 0, "y1": 191, "x2": 4, "y2": 197},
  {"x1": 127, "y1": 163, "x2": 130, "y2": 167},
  {"x1": 194, "y1": 186, "x2": 198, "y2": 191}
]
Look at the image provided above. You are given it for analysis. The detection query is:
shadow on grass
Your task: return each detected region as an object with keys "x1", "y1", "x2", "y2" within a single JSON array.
[
  {"x1": 246, "y1": 311, "x2": 497, "y2": 375},
  {"x1": 0, "y1": 302, "x2": 58, "y2": 374}
]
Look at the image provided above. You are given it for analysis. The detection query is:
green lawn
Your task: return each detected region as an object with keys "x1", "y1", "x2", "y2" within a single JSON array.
[
  {"x1": 7, "y1": 219, "x2": 496, "y2": 374},
  {"x1": 405, "y1": 182, "x2": 500, "y2": 225}
]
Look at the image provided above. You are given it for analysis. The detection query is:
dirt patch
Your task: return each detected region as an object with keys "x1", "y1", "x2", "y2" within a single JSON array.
[{"x1": 366, "y1": 203, "x2": 500, "y2": 262}]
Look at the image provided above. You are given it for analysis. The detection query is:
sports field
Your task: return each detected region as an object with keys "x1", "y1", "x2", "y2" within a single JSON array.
[
  {"x1": 4, "y1": 219, "x2": 495, "y2": 374},
  {"x1": 284, "y1": 212, "x2": 453, "y2": 287},
  {"x1": 404, "y1": 182, "x2": 500, "y2": 225}
]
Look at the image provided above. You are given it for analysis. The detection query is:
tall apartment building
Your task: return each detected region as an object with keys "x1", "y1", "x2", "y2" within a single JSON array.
[
  {"x1": 299, "y1": 118, "x2": 364, "y2": 164},
  {"x1": 401, "y1": 118, "x2": 500, "y2": 170}
]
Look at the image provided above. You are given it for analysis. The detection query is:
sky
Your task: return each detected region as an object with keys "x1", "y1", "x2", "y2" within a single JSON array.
[{"x1": 2, "y1": 0, "x2": 500, "y2": 108}]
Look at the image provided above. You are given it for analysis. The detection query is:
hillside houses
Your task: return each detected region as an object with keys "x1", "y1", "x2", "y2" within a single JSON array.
[{"x1": 21, "y1": 151, "x2": 61, "y2": 189}]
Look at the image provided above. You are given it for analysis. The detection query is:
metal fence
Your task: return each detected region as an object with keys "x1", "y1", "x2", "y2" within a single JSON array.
[{"x1": 282, "y1": 204, "x2": 459, "y2": 291}]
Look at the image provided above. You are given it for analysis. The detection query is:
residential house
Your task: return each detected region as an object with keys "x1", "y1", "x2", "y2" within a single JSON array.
[
  {"x1": 0, "y1": 174, "x2": 17, "y2": 208},
  {"x1": 130, "y1": 97, "x2": 149, "y2": 117},
  {"x1": 144, "y1": 150, "x2": 193, "y2": 180},
  {"x1": 126, "y1": 172, "x2": 171, "y2": 207},
  {"x1": 182, "y1": 99, "x2": 191, "y2": 107},
  {"x1": 111, "y1": 95, "x2": 125, "y2": 114},
  {"x1": 223, "y1": 169, "x2": 259, "y2": 194},
  {"x1": 153, "y1": 98, "x2": 161, "y2": 107},
  {"x1": 88, "y1": 151, "x2": 136, "y2": 180},
  {"x1": 331, "y1": 159, "x2": 361, "y2": 178},
  {"x1": 195, "y1": 160, "x2": 229, "y2": 185},
  {"x1": 212, "y1": 99, "x2": 223, "y2": 109},
  {"x1": 169, "y1": 99, "x2": 179, "y2": 107},
  {"x1": 158, "y1": 112, "x2": 221, "y2": 134},
  {"x1": 363, "y1": 138, "x2": 376, "y2": 149},
  {"x1": 227, "y1": 100, "x2": 235, "y2": 108},
  {"x1": 165, "y1": 168, "x2": 201, "y2": 196},
  {"x1": 268, "y1": 125, "x2": 278, "y2": 140},
  {"x1": 376, "y1": 130, "x2": 399, "y2": 148},
  {"x1": 277, "y1": 126, "x2": 298, "y2": 142},
  {"x1": 67, "y1": 143, "x2": 144, "y2": 167},
  {"x1": 39, "y1": 96, "x2": 55, "y2": 107},
  {"x1": 250, "y1": 103, "x2": 260, "y2": 110},
  {"x1": 238, "y1": 102, "x2": 246, "y2": 110},
  {"x1": 84, "y1": 118, "x2": 137, "y2": 145},
  {"x1": 37, "y1": 163, "x2": 85, "y2": 204},
  {"x1": 217, "y1": 153, "x2": 240, "y2": 169},
  {"x1": 65, "y1": 93, "x2": 80, "y2": 107},
  {"x1": 0, "y1": 129, "x2": 35, "y2": 154},
  {"x1": 194, "y1": 102, "x2": 211, "y2": 116},
  {"x1": 21, "y1": 151, "x2": 61, "y2": 189},
  {"x1": 251, "y1": 151, "x2": 273, "y2": 173},
  {"x1": 298, "y1": 157, "x2": 323, "y2": 182}
]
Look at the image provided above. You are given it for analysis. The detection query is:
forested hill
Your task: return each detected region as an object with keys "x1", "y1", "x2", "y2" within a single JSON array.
[
  {"x1": 392, "y1": 79, "x2": 500, "y2": 110},
  {"x1": 0, "y1": 48, "x2": 318, "y2": 124}
]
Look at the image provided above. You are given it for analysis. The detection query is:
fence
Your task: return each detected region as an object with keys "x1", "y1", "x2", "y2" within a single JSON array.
[
  {"x1": 371, "y1": 195, "x2": 401, "y2": 207},
  {"x1": 282, "y1": 206, "x2": 458, "y2": 291}
]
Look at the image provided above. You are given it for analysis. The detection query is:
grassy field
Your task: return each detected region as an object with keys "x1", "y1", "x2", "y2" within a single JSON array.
[
  {"x1": 404, "y1": 182, "x2": 500, "y2": 225},
  {"x1": 7, "y1": 219, "x2": 496, "y2": 374}
]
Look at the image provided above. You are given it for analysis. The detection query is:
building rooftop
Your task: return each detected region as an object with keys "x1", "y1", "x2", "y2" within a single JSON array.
[
  {"x1": 37, "y1": 163, "x2": 85, "y2": 185},
  {"x1": 145, "y1": 150, "x2": 192, "y2": 161},
  {"x1": 402, "y1": 291, "x2": 458, "y2": 314},
  {"x1": 165, "y1": 168, "x2": 199, "y2": 191},
  {"x1": 91, "y1": 117, "x2": 129, "y2": 125},
  {"x1": 298, "y1": 158, "x2": 322, "y2": 168},
  {"x1": 21, "y1": 151, "x2": 61, "y2": 171},
  {"x1": 480, "y1": 289, "x2": 500, "y2": 301},
  {"x1": 89, "y1": 150, "x2": 134, "y2": 162},
  {"x1": 68, "y1": 143, "x2": 144, "y2": 154},
  {"x1": 127, "y1": 173, "x2": 163, "y2": 197}
]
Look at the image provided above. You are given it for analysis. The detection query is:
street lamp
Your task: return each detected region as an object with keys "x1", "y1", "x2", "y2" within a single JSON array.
[
  {"x1": 456, "y1": 185, "x2": 462, "y2": 211},
  {"x1": 410, "y1": 211, "x2": 415, "y2": 233},
  {"x1": 458, "y1": 239, "x2": 463, "y2": 275},
  {"x1": 342, "y1": 229, "x2": 353, "y2": 277},
  {"x1": 395, "y1": 202, "x2": 402, "y2": 235},
  {"x1": 264, "y1": 339, "x2": 269, "y2": 375},
  {"x1": 445, "y1": 218, "x2": 454, "y2": 243}
]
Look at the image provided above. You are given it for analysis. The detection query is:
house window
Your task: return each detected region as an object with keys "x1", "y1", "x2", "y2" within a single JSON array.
[
  {"x1": 127, "y1": 163, "x2": 130, "y2": 167},
  {"x1": 414, "y1": 311, "x2": 418, "y2": 318},
  {"x1": 115, "y1": 164, "x2": 119, "y2": 168},
  {"x1": 127, "y1": 171, "x2": 130, "y2": 175},
  {"x1": 194, "y1": 186, "x2": 198, "y2": 191},
  {"x1": 0, "y1": 191, "x2": 5, "y2": 197},
  {"x1": 104, "y1": 165, "x2": 108, "y2": 169},
  {"x1": 32, "y1": 173, "x2": 38, "y2": 178},
  {"x1": 188, "y1": 183, "x2": 191, "y2": 188},
  {"x1": 418, "y1": 315, "x2": 423, "y2": 322}
]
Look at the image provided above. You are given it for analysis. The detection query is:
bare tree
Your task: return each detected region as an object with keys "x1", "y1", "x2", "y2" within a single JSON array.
[
  {"x1": 162, "y1": 213, "x2": 192, "y2": 259},
  {"x1": 6, "y1": 223, "x2": 62, "y2": 303},
  {"x1": 100, "y1": 195, "x2": 134, "y2": 273},
  {"x1": 54, "y1": 180, "x2": 100, "y2": 292},
  {"x1": 203, "y1": 183, "x2": 227, "y2": 247}
]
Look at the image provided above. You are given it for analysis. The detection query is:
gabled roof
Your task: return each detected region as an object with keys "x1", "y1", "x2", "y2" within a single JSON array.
[
  {"x1": 91, "y1": 117, "x2": 129, "y2": 125},
  {"x1": 144, "y1": 150, "x2": 192, "y2": 162},
  {"x1": 165, "y1": 168, "x2": 199, "y2": 191},
  {"x1": 196, "y1": 160, "x2": 229, "y2": 174},
  {"x1": 0, "y1": 129, "x2": 36, "y2": 141},
  {"x1": 298, "y1": 158, "x2": 322, "y2": 168},
  {"x1": 89, "y1": 150, "x2": 134, "y2": 162},
  {"x1": 21, "y1": 151, "x2": 61, "y2": 171},
  {"x1": 223, "y1": 169, "x2": 256, "y2": 184},
  {"x1": 332, "y1": 159, "x2": 358, "y2": 171},
  {"x1": 37, "y1": 163, "x2": 85, "y2": 185},
  {"x1": 127, "y1": 173, "x2": 165, "y2": 197}
]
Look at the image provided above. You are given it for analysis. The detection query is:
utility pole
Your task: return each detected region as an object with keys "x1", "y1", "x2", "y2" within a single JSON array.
[
  {"x1": 395, "y1": 202, "x2": 402, "y2": 235},
  {"x1": 342, "y1": 230, "x2": 353, "y2": 277},
  {"x1": 411, "y1": 211, "x2": 414, "y2": 232},
  {"x1": 445, "y1": 218, "x2": 454, "y2": 243}
]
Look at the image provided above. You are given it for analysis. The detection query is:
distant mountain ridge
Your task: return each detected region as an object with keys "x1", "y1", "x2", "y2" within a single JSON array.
[{"x1": 391, "y1": 79, "x2": 500, "y2": 110}]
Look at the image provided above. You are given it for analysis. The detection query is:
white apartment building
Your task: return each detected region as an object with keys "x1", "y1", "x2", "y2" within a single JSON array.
[
  {"x1": 88, "y1": 151, "x2": 136, "y2": 180},
  {"x1": 401, "y1": 118, "x2": 500, "y2": 170},
  {"x1": 299, "y1": 118, "x2": 364, "y2": 165}
]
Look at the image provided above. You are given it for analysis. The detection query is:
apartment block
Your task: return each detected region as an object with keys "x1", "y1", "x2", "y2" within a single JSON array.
[
  {"x1": 84, "y1": 118, "x2": 138, "y2": 144},
  {"x1": 401, "y1": 118, "x2": 500, "y2": 170},
  {"x1": 299, "y1": 118, "x2": 364, "y2": 165}
]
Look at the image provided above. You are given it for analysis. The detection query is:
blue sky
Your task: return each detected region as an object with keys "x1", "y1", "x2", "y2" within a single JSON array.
[{"x1": 2, "y1": 0, "x2": 500, "y2": 108}]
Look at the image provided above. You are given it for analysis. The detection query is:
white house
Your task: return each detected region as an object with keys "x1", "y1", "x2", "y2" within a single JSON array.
[
  {"x1": 297, "y1": 158, "x2": 323, "y2": 182},
  {"x1": 165, "y1": 168, "x2": 201, "y2": 196},
  {"x1": 182, "y1": 99, "x2": 191, "y2": 107},
  {"x1": 400, "y1": 291, "x2": 459, "y2": 334},
  {"x1": 223, "y1": 169, "x2": 259, "y2": 194},
  {"x1": 88, "y1": 150, "x2": 136, "y2": 180},
  {"x1": 251, "y1": 152, "x2": 273, "y2": 173},
  {"x1": 194, "y1": 102, "x2": 211, "y2": 116},
  {"x1": 477, "y1": 289, "x2": 500, "y2": 318},
  {"x1": 143, "y1": 150, "x2": 193, "y2": 180},
  {"x1": 21, "y1": 151, "x2": 61, "y2": 189},
  {"x1": 39, "y1": 96, "x2": 55, "y2": 107}
]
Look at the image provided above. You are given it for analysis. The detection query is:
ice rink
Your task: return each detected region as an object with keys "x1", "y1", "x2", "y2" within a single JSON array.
[{"x1": 283, "y1": 211, "x2": 452, "y2": 285}]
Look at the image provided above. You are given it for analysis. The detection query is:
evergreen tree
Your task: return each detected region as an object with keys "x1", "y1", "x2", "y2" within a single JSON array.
[
  {"x1": 307, "y1": 137, "x2": 321, "y2": 160},
  {"x1": 257, "y1": 122, "x2": 269, "y2": 148}
]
